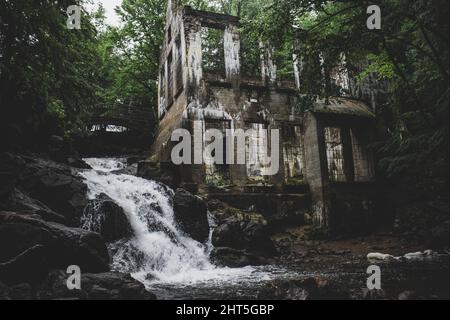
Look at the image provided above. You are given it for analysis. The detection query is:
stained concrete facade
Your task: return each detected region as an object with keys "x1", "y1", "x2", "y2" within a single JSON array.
[{"x1": 150, "y1": 1, "x2": 377, "y2": 232}]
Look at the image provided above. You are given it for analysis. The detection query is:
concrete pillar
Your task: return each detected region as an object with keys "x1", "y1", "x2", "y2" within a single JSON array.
[
  {"x1": 185, "y1": 119, "x2": 205, "y2": 189},
  {"x1": 260, "y1": 41, "x2": 277, "y2": 86},
  {"x1": 224, "y1": 25, "x2": 241, "y2": 88},
  {"x1": 338, "y1": 53, "x2": 350, "y2": 94},
  {"x1": 164, "y1": 60, "x2": 169, "y2": 111},
  {"x1": 304, "y1": 112, "x2": 330, "y2": 228},
  {"x1": 270, "y1": 121, "x2": 285, "y2": 190},
  {"x1": 293, "y1": 30, "x2": 305, "y2": 90},
  {"x1": 293, "y1": 53, "x2": 303, "y2": 90},
  {"x1": 185, "y1": 20, "x2": 203, "y2": 99},
  {"x1": 228, "y1": 119, "x2": 248, "y2": 191},
  {"x1": 158, "y1": 66, "x2": 167, "y2": 119}
]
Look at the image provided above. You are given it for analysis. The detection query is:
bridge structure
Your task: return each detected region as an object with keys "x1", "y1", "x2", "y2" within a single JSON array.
[{"x1": 88, "y1": 103, "x2": 155, "y2": 134}]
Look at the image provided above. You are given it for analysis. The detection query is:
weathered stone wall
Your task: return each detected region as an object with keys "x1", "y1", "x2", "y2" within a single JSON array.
[
  {"x1": 151, "y1": 1, "x2": 378, "y2": 232},
  {"x1": 209, "y1": 192, "x2": 310, "y2": 231},
  {"x1": 304, "y1": 112, "x2": 329, "y2": 227},
  {"x1": 181, "y1": 82, "x2": 301, "y2": 190}
]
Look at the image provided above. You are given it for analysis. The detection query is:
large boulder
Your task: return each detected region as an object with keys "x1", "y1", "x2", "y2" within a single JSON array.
[
  {"x1": 0, "y1": 283, "x2": 33, "y2": 300},
  {"x1": 0, "y1": 212, "x2": 109, "y2": 273},
  {"x1": 212, "y1": 218, "x2": 277, "y2": 256},
  {"x1": 0, "y1": 188, "x2": 66, "y2": 224},
  {"x1": 0, "y1": 270, "x2": 156, "y2": 300},
  {"x1": 208, "y1": 199, "x2": 269, "y2": 226},
  {"x1": 0, "y1": 245, "x2": 49, "y2": 286},
  {"x1": 48, "y1": 135, "x2": 92, "y2": 169},
  {"x1": 209, "y1": 200, "x2": 276, "y2": 256},
  {"x1": 173, "y1": 188, "x2": 209, "y2": 243},
  {"x1": 81, "y1": 196, "x2": 132, "y2": 243},
  {"x1": 35, "y1": 270, "x2": 156, "y2": 300},
  {"x1": 0, "y1": 172, "x2": 15, "y2": 198},
  {"x1": 0, "y1": 283, "x2": 10, "y2": 300},
  {"x1": 47, "y1": 135, "x2": 70, "y2": 163},
  {"x1": 137, "y1": 160, "x2": 177, "y2": 188},
  {"x1": 66, "y1": 157, "x2": 92, "y2": 170},
  {"x1": 210, "y1": 247, "x2": 267, "y2": 268},
  {"x1": 0, "y1": 153, "x2": 88, "y2": 226}
]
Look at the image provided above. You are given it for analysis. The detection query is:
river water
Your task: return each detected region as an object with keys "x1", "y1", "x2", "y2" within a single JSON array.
[
  {"x1": 79, "y1": 158, "x2": 302, "y2": 299},
  {"x1": 77, "y1": 158, "x2": 450, "y2": 299}
]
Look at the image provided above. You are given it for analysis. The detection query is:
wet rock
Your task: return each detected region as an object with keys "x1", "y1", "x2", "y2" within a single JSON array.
[
  {"x1": 258, "y1": 277, "x2": 349, "y2": 300},
  {"x1": 0, "y1": 172, "x2": 15, "y2": 197},
  {"x1": 158, "y1": 172, "x2": 176, "y2": 188},
  {"x1": 67, "y1": 157, "x2": 92, "y2": 170},
  {"x1": 0, "y1": 212, "x2": 109, "y2": 273},
  {"x1": 212, "y1": 218, "x2": 276, "y2": 256},
  {"x1": 210, "y1": 247, "x2": 267, "y2": 268},
  {"x1": 398, "y1": 291, "x2": 416, "y2": 300},
  {"x1": 180, "y1": 183, "x2": 198, "y2": 194},
  {"x1": 82, "y1": 196, "x2": 132, "y2": 242},
  {"x1": 0, "y1": 153, "x2": 88, "y2": 226},
  {"x1": 137, "y1": 160, "x2": 178, "y2": 188},
  {"x1": 127, "y1": 156, "x2": 142, "y2": 165},
  {"x1": 0, "y1": 245, "x2": 48, "y2": 286},
  {"x1": 269, "y1": 200, "x2": 306, "y2": 230},
  {"x1": 362, "y1": 288, "x2": 387, "y2": 300},
  {"x1": 48, "y1": 135, "x2": 67, "y2": 159},
  {"x1": 137, "y1": 160, "x2": 157, "y2": 179},
  {"x1": 36, "y1": 270, "x2": 156, "y2": 300},
  {"x1": 48, "y1": 136, "x2": 89, "y2": 169},
  {"x1": 0, "y1": 283, "x2": 9, "y2": 300},
  {"x1": 258, "y1": 279, "x2": 308, "y2": 300},
  {"x1": 1, "y1": 188, "x2": 66, "y2": 224},
  {"x1": 95, "y1": 201, "x2": 131, "y2": 242},
  {"x1": 111, "y1": 163, "x2": 138, "y2": 176},
  {"x1": 173, "y1": 188, "x2": 209, "y2": 243},
  {"x1": 209, "y1": 199, "x2": 276, "y2": 256},
  {"x1": 8, "y1": 283, "x2": 33, "y2": 300},
  {"x1": 208, "y1": 199, "x2": 266, "y2": 225},
  {"x1": 0, "y1": 283, "x2": 33, "y2": 300}
]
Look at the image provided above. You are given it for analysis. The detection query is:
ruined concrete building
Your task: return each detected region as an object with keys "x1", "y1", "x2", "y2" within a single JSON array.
[{"x1": 150, "y1": 0, "x2": 377, "y2": 232}]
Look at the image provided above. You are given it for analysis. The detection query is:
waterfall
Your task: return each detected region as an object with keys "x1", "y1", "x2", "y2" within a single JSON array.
[{"x1": 79, "y1": 158, "x2": 258, "y2": 286}]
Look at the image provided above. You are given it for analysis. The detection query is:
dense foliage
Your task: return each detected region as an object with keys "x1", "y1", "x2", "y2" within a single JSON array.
[
  {"x1": 258, "y1": 0, "x2": 450, "y2": 198},
  {"x1": 0, "y1": 0, "x2": 102, "y2": 148},
  {"x1": 96, "y1": 0, "x2": 166, "y2": 127},
  {"x1": 179, "y1": 0, "x2": 450, "y2": 197}
]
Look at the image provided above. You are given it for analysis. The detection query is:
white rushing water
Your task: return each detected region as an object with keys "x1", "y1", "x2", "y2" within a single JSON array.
[{"x1": 79, "y1": 158, "x2": 272, "y2": 286}]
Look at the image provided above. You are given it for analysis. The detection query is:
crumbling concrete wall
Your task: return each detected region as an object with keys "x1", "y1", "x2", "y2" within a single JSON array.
[
  {"x1": 305, "y1": 111, "x2": 376, "y2": 230},
  {"x1": 151, "y1": 1, "x2": 378, "y2": 232},
  {"x1": 304, "y1": 112, "x2": 329, "y2": 227},
  {"x1": 180, "y1": 82, "x2": 301, "y2": 190}
]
